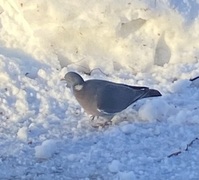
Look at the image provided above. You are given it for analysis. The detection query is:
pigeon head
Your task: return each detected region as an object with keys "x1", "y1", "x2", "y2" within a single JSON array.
[{"x1": 64, "y1": 72, "x2": 84, "y2": 88}]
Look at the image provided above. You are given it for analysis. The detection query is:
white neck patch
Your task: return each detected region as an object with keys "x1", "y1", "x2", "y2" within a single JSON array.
[{"x1": 74, "y1": 84, "x2": 83, "y2": 91}]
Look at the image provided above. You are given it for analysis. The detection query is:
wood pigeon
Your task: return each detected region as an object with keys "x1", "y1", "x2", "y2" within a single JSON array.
[{"x1": 64, "y1": 72, "x2": 162, "y2": 120}]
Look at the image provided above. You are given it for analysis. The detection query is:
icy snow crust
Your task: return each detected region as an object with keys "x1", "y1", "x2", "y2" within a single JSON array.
[{"x1": 0, "y1": 0, "x2": 199, "y2": 179}]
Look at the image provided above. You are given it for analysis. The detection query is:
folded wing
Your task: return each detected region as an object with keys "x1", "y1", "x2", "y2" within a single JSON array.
[{"x1": 97, "y1": 84, "x2": 161, "y2": 114}]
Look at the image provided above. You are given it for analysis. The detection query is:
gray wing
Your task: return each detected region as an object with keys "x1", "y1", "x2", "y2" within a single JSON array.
[{"x1": 97, "y1": 84, "x2": 149, "y2": 113}]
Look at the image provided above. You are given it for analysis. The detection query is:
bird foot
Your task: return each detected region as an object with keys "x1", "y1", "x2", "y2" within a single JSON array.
[
  {"x1": 89, "y1": 115, "x2": 113, "y2": 128},
  {"x1": 90, "y1": 119, "x2": 112, "y2": 128}
]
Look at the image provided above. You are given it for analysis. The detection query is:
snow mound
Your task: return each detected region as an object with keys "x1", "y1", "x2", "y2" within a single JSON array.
[
  {"x1": 138, "y1": 98, "x2": 170, "y2": 121},
  {"x1": 17, "y1": 127, "x2": 28, "y2": 141},
  {"x1": 108, "y1": 160, "x2": 121, "y2": 173},
  {"x1": 35, "y1": 139, "x2": 58, "y2": 159}
]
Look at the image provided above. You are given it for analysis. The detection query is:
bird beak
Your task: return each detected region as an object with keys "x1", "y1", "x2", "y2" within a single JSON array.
[
  {"x1": 66, "y1": 84, "x2": 70, "y2": 88},
  {"x1": 60, "y1": 78, "x2": 69, "y2": 87}
]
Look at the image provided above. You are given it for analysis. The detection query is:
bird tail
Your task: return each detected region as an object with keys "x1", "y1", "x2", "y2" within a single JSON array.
[{"x1": 143, "y1": 89, "x2": 162, "y2": 98}]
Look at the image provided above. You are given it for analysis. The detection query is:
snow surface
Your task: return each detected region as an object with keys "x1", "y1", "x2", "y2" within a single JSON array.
[{"x1": 0, "y1": 0, "x2": 199, "y2": 179}]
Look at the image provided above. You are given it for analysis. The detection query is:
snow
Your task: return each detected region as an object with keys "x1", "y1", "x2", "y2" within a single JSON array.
[
  {"x1": 138, "y1": 98, "x2": 170, "y2": 121},
  {"x1": 0, "y1": 0, "x2": 199, "y2": 179},
  {"x1": 17, "y1": 127, "x2": 28, "y2": 141},
  {"x1": 108, "y1": 160, "x2": 121, "y2": 173},
  {"x1": 35, "y1": 139, "x2": 58, "y2": 159},
  {"x1": 118, "y1": 171, "x2": 136, "y2": 180}
]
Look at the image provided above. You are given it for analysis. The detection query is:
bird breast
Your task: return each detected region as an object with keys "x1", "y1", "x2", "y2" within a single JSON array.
[{"x1": 73, "y1": 85, "x2": 100, "y2": 116}]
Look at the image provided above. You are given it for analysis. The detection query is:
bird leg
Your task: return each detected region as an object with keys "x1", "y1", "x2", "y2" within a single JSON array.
[{"x1": 90, "y1": 115, "x2": 95, "y2": 121}]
